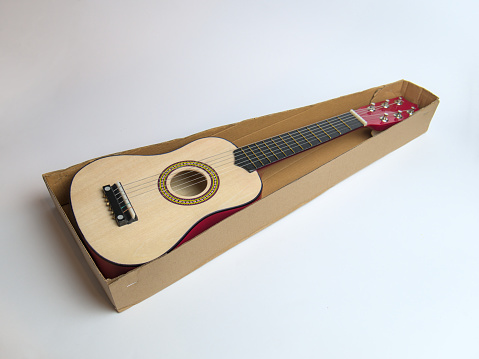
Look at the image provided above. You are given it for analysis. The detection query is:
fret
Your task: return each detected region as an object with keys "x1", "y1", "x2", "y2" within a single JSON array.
[
  {"x1": 267, "y1": 138, "x2": 287, "y2": 158},
  {"x1": 297, "y1": 127, "x2": 320, "y2": 147},
  {"x1": 242, "y1": 146, "x2": 262, "y2": 169},
  {"x1": 276, "y1": 135, "x2": 295, "y2": 155},
  {"x1": 305, "y1": 126, "x2": 322, "y2": 144},
  {"x1": 336, "y1": 114, "x2": 359, "y2": 132},
  {"x1": 320, "y1": 120, "x2": 341, "y2": 139},
  {"x1": 246, "y1": 145, "x2": 267, "y2": 166},
  {"x1": 294, "y1": 130, "x2": 311, "y2": 149},
  {"x1": 239, "y1": 147, "x2": 255, "y2": 168},
  {"x1": 254, "y1": 142, "x2": 276, "y2": 163},
  {"x1": 233, "y1": 147, "x2": 256, "y2": 172},
  {"x1": 329, "y1": 117, "x2": 349, "y2": 135},
  {"x1": 341, "y1": 114, "x2": 365, "y2": 131},
  {"x1": 315, "y1": 122, "x2": 331, "y2": 139},
  {"x1": 306, "y1": 124, "x2": 327, "y2": 143},
  {"x1": 260, "y1": 140, "x2": 279, "y2": 160},
  {"x1": 326, "y1": 119, "x2": 342, "y2": 135},
  {"x1": 233, "y1": 111, "x2": 364, "y2": 172},
  {"x1": 337, "y1": 115, "x2": 351, "y2": 130},
  {"x1": 286, "y1": 131, "x2": 305, "y2": 152}
]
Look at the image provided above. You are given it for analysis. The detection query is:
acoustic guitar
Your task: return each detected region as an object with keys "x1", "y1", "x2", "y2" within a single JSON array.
[{"x1": 70, "y1": 96, "x2": 418, "y2": 277}]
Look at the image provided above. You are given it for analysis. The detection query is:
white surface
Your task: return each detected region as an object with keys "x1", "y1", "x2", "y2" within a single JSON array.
[{"x1": 1, "y1": 0, "x2": 478, "y2": 358}]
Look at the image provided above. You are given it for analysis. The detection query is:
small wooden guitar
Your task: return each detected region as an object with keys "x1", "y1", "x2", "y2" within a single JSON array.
[{"x1": 70, "y1": 97, "x2": 418, "y2": 277}]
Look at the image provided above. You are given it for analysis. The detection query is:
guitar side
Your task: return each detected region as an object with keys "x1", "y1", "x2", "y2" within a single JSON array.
[{"x1": 70, "y1": 137, "x2": 262, "y2": 267}]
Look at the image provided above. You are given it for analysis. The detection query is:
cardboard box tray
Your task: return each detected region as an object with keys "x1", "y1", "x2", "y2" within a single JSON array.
[{"x1": 43, "y1": 79, "x2": 439, "y2": 312}]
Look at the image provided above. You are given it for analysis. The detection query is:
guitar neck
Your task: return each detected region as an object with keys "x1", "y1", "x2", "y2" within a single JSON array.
[{"x1": 233, "y1": 111, "x2": 365, "y2": 172}]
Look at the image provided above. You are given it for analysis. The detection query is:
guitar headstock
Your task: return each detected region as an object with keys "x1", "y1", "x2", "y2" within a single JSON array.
[{"x1": 354, "y1": 96, "x2": 418, "y2": 131}]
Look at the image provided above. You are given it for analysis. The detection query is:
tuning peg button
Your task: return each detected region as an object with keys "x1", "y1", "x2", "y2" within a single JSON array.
[
  {"x1": 380, "y1": 113, "x2": 389, "y2": 122},
  {"x1": 407, "y1": 106, "x2": 416, "y2": 115},
  {"x1": 382, "y1": 99, "x2": 390, "y2": 109},
  {"x1": 368, "y1": 103, "x2": 376, "y2": 112},
  {"x1": 395, "y1": 96, "x2": 404, "y2": 105},
  {"x1": 394, "y1": 110, "x2": 403, "y2": 120}
]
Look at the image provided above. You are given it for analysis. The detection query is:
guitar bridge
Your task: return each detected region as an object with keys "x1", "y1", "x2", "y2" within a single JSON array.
[{"x1": 103, "y1": 182, "x2": 138, "y2": 227}]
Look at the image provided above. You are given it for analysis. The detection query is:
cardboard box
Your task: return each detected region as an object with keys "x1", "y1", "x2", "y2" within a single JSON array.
[{"x1": 43, "y1": 80, "x2": 439, "y2": 312}]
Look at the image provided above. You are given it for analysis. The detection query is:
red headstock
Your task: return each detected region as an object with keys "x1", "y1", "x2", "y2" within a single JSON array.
[{"x1": 352, "y1": 97, "x2": 418, "y2": 131}]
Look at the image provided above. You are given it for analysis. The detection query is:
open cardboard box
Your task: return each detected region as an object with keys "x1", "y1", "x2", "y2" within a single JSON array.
[{"x1": 43, "y1": 80, "x2": 439, "y2": 312}]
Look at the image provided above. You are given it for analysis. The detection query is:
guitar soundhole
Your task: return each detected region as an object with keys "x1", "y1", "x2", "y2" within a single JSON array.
[
  {"x1": 158, "y1": 161, "x2": 219, "y2": 205},
  {"x1": 170, "y1": 170, "x2": 207, "y2": 197}
]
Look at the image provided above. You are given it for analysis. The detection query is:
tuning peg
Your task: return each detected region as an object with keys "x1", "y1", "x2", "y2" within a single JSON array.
[
  {"x1": 394, "y1": 110, "x2": 403, "y2": 120},
  {"x1": 380, "y1": 113, "x2": 389, "y2": 122},
  {"x1": 407, "y1": 106, "x2": 416, "y2": 115},
  {"x1": 368, "y1": 103, "x2": 376, "y2": 112},
  {"x1": 382, "y1": 99, "x2": 390, "y2": 109},
  {"x1": 394, "y1": 96, "x2": 404, "y2": 105}
]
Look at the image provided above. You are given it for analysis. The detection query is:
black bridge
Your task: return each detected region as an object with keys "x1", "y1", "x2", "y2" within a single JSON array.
[{"x1": 103, "y1": 182, "x2": 138, "y2": 227}]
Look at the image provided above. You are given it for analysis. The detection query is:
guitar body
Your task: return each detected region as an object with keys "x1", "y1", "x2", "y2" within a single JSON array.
[{"x1": 70, "y1": 137, "x2": 262, "y2": 274}]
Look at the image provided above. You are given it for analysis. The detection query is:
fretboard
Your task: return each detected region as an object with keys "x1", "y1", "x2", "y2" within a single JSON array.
[{"x1": 233, "y1": 112, "x2": 364, "y2": 172}]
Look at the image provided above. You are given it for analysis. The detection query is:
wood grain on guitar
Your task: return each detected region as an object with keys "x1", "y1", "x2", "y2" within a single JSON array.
[{"x1": 70, "y1": 97, "x2": 417, "y2": 278}]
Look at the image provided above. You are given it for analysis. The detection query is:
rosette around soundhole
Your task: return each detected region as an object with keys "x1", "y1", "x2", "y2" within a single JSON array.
[{"x1": 157, "y1": 161, "x2": 219, "y2": 205}]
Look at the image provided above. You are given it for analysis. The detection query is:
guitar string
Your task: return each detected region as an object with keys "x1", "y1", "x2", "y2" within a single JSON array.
[
  {"x1": 119, "y1": 103, "x2": 404, "y2": 194},
  {"x1": 129, "y1": 103, "x2": 415, "y2": 199},
  {"x1": 125, "y1": 116, "x2": 360, "y2": 200},
  {"x1": 117, "y1": 104, "x2": 414, "y2": 200},
  {"x1": 123, "y1": 114, "x2": 358, "y2": 193},
  {"x1": 118, "y1": 113, "x2": 416, "y2": 205},
  {"x1": 123, "y1": 113, "x2": 364, "y2": 199},
  {"x1": 120, "y1": 109, "x2": 405, "y2": 200},
  {"x1": 121, "y1": 112, "x2": 358, "y2": 189},
  {"x1": 117, "y1": 113, "x2": 360, "y2": 198},
  {"x1": 113, "y1": 114, "x2": 357, "y2": 201},
  {"x1": 120, "y1": 99, "x2": 409, "y2": 190},
  {"x1": 115, "y1": 103, "x2": 415, "y2": 200},
  {"x1": 119, "y1": 112, "x2": 361, "y2": 196},
  {"x1": 121, "y1": 102, "x2": 410, "y2": 191}
]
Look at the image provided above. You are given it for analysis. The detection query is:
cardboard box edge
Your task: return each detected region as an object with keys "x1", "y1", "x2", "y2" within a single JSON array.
[{"x1": 42, "y1": 79, "x2": 439, "y2": 311}]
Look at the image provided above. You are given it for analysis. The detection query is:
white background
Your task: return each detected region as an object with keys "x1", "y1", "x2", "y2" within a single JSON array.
[{"x1": 1, "y1": 0, "x2": 478, "y2": 358}]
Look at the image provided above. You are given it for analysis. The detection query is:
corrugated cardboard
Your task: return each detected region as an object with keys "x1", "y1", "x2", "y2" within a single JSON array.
[{"x1": 43, "y1": 80, "x2": 439, "y2": 311}]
